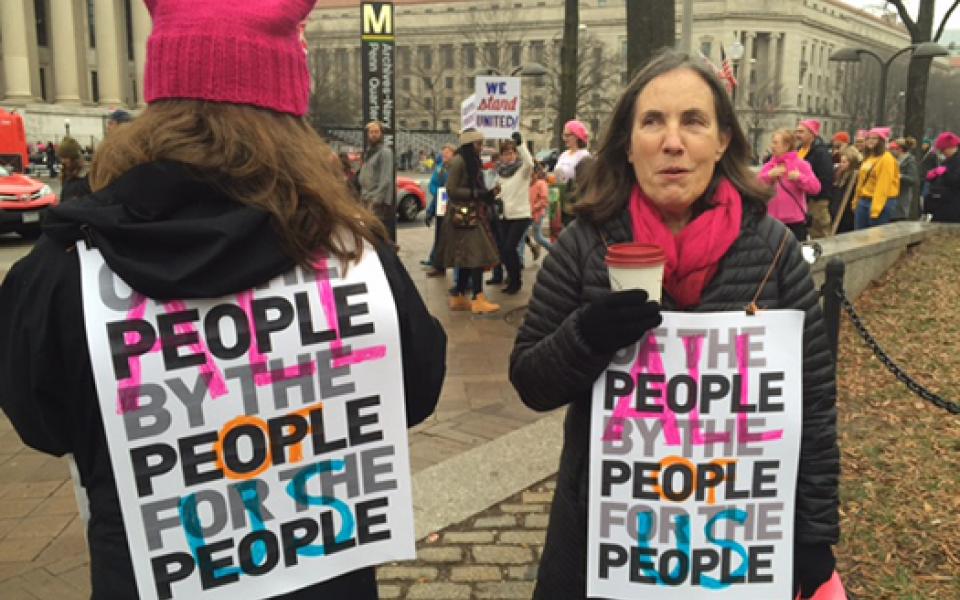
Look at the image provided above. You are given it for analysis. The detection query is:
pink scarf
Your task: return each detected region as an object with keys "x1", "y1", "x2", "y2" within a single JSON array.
[{"x1": 628, "y1": 179, "x2": 743, "y2": 308}]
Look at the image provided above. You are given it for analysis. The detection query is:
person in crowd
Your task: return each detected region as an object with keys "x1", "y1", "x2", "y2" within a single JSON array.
[
  {"x1": 553, "y1": 119, "x2": 593, "y2": 227},
  {"x1": 424, "y1": 144, "x2": 456, "y2": 277},
  {"x1": 45, "y1": 140, "x2": 57, "y2": 177},
  {"x1": 919, "y1": 137, "x2": 939, "y2": 214},
  {"x1": 854, "y1": 129, "x2": 867, "y2": 155},
  {"x1": 510, "y1": 49, "x2": 839, "y2": 600},
  {"x1": 435, "y1": 129, "x2": 501, "y2": 314},
  {"x1": 889, "y1": 138, "x2": 919, "y2": 221},
  {"x1": 106, "y1": 109, "x2": 133, "y2": 134},
  {"x1": 854, "y1": 127, "x2": 900, "y2": 229},
  {"x1": 56, "y1": 136, "x2": 91, "y2": 202},
  {"x1": 830, "y1": 145, "x2": 862, "y2": 234},
  {"x1": 358, "y1": 120, "x2": 395, "y2": 226},
  {"x1": 795, "y1": 119, "x2": 833, "y2": 237},
  {"x1": 0, "y1": 1, "x2": 446, "y2": 597},
  {"x1": 494, "y1": 133, "x2": 534, "y2": 294},
  {"x1": 831, "y1": 131, "x2": 850, "y2": 164},
  {"x1": 926, "y1": 131, "x2": 960, "y2": 223},
  {"x1": 336, "y1": 151, "x2": 360, "y2": 197},
  {"x1": 527, "y1": 161, "x2": 553, "y2": 254},
  {"x1": 760, "y1": 128, "x2": 821, "y2": 241}
]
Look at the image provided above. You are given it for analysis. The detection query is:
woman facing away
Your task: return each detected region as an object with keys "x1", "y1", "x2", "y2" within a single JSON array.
[
  {"x1": 830, "y1": 145, "x2": 863, "y2": 234},
  {"x1": 0, "y1": 1, "x2": 446, "y2": 598},
  {"x1": 510, "y1": 49, "x2": 839, "y2": 600},
  {"x1": 553, "y1": 119, "x2": 594, "y2": 227},
  {"x1": 926, "y1": 131, "x2": 960, "y2": 223},
  {"x1": 853, "y1": 127, "x2": 901, "y2": 229},
  {"x1": 889, "y1": 138, "x2": 919, "y2": 221},
  {"x1": 759, "y1": 128, "x2": 821, "y2": 241},
  {"x1": 434, "y1": 129, "x2": 501, "y2": 314}
]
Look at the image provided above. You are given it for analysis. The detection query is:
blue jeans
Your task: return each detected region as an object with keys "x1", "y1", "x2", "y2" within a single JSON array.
[
  {"x1": 854, "y1": 198, "x2": 898, "y2": 230},
  {"x1": 527, "y1": 215, "x2": 553, "y2": 252}
]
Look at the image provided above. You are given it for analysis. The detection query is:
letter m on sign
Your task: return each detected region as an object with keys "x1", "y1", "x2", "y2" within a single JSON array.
[{"x1": 362, "y1": 3, "x2": 394, "y2": 37}]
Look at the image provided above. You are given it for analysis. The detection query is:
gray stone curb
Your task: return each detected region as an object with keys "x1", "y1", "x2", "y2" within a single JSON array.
[{"x1": 411, "y1": 409, "x2": 564, "y2": 540}]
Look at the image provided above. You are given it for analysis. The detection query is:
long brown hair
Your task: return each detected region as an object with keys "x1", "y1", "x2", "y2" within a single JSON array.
[
  {"x1": 576, "y1": 49, "x2": 770, "y2": 224},
  {"x1": 90, "y1": 100, "x2": 386, "y2": 265}
]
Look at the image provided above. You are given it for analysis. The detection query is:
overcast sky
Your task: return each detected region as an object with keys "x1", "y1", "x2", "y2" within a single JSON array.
[{"x1": 841, "y1": 0, "x2": 960, "y2": 29}]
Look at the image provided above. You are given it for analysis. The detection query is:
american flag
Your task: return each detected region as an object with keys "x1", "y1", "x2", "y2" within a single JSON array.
[{"x1": 718, "y1": 45, "x2": 738, "y2": 93}]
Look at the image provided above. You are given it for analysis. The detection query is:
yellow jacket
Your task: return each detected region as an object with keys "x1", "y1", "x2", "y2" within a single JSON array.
[{"x1": 855, "y1": 152, "x2": 900, "y2": 218}]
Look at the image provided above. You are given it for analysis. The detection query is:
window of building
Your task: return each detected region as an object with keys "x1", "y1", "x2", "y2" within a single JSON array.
[
  {"x1": 35, "y1": 0, "x2": 49, "y2": 47},
  {"x1": 425, "y1": 98, "x2": 433, "y2": 110},
  {"x1": 484, "y1": 43, "x2": 499, "y2": 68},
  {"x1": 532, "y1": 118, "x2": 541, "y2": 132},
  {"x1": 91, "y1": 71, "x2": 100, "y2": 102},
  {"x1": 401, "y1": 97, "x2": 411, "y2": 109},
  {"x1": 87, "y1": 0, "x2": 96, "y2": 47},
  {"x1": 124, "y1": 0, "x2": 134, "y2": 60},
  {"x1": 336, "y1": 49, "x2": 348, "y2": 73},
  {"x1": 399, "y1": 119, "x2": 408, "y2": 128},
  {"x1": 420, "y1": 120, "x2": 429, "y2": 129},
  {"x1": 418, "y1": 46, "x2": 433, "y2": 70},
  {"x1": 445, "y1": 97, "x2": 454, "y2": 109},
  {"x1": 463, "y1": 44, "x2": 476, "y2": 69},
  {"x1": 510, "y1": 42, "x2": 522, "y2": 68},
  {"x1": 441, "y1": 45, "x2": 454, "y2": 69},
  {"x1": 442, "y1": 119, "x2": 451, "y2": 131},
  {"x1": 531, "y1": 40, "x2": 545, "y2": 63},
  {"x1": 401, "y1": 77, "x2": 410, "y2": 91},
  {"x1": 445, "y1": 77, "x2": 454, "y2": 90},
  {"x1": 422, "y1": 77, "x2": 432, "y2": 91},
  {"x1": 700, "y1": 41, "x2": 712, "y2": 58},
  {"x1": 399, "y1": 47, "x2": 412, "y2": 71},
  {"x1": 466, "y1": 76, "x2": 475, "y2": 90}
]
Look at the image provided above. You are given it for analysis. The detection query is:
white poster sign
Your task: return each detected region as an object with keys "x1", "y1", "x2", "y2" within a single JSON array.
[
  {"x1": 474, "y1": 76, "x2": 521, "y2": 139},
  {"x1": 436, "y1": 187, "x2": 449, "y2": 216},
  {"x1": 460, "y1": 94, "x2": 477, "y2": 131},
  {"x1": 78, "y1": 242, "x2": 415, "y2": 600},
  {"x1": 587, "y1": 311, "x2": 804, "y2": 600}
]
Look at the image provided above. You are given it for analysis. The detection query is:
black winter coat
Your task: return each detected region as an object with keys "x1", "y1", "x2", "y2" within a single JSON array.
[
  {"x1": 510, "y1": 208, "x2": 839, "y2": 599},
  {"x1": 803, "y1": 138, "x2": 835, "y2": 200},
  {"x1": 0, "y1": 162, "x2": 447, "y2": 600},
  {"x1": 927, "y1": 151, "x2": 960, "y2": 223}
]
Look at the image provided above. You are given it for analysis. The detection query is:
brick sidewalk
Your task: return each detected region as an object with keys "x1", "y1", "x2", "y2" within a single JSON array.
[{"x1": 377, "y1": 476, "x2": 554, "y2": 599}]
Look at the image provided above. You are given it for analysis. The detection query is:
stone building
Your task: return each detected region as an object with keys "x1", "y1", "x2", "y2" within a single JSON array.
[
  {"x1": 0, "y1": 0, "x2": 150, "y2": 148},
  {"x1": 310, "y1": 0, "x2": 918, "y2": 153}
]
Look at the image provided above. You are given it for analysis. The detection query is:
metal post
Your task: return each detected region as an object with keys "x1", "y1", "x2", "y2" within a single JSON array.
[
  {"x1": 681, "y1": 0, "x2": 693, "y2": 54},
  {"x1": 821, "y1": 258, "x2": 845, "y2": 362}
]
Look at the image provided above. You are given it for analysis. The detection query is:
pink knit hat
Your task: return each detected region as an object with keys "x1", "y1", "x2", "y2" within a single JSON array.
[
  {"x1": 934, "y1": 131, "x2": 960, "y2": 151},
  {"x1": 798, "y1": 119, "x2": 821, "y2": 137},
  {"x1": 564, "y1": 120, "x2": 590, "y2": 144},
  {"x1": 868, "y1": 127, "x2": 892, "y2": 141},
  {"x1": 143, "y1": 0, "x2": 315, "y2": 117}
]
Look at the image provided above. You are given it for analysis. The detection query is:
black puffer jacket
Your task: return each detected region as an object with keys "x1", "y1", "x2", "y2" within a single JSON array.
[
  {"x1": 803, "y1": 137, "x2": 835, "y2": 200},
  {"x1": 510, "y1": 208, "x2": 839, "y2": 599}
]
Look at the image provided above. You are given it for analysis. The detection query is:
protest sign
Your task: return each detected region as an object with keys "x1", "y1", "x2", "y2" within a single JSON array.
[
  {"x1": 78, "y1": 242, "x2": 414, "y2": 600},
  {"x1": 474, "y1": 76, "x2": 521, "y2": 139},
  {"x1": 436, "y1": 186, "x2": 449, "y2": 216},
  {"x1": 587, "y1": 311, "x2": 804, "y2": 600},
  {"x1": 461, "y1": 94, "x2": 477, "y2": 131}
]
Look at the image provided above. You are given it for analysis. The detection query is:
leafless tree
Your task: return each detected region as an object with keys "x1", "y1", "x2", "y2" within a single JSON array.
[
  {"x1": 308, "y1": 49, "x2": 362, "y2": 129},
  {"x1": 741, "y1": 78, "x2": 786, "y2": 160},
  {"x1": 884, "y1": 0, "x2": 960, "y2": 144}
]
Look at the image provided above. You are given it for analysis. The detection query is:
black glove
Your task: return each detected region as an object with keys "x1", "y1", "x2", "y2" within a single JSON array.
[
  {"x1": 577, "y1": 290, "x2": 662, "y2": 354},
  {"x1": 794, "y1": 544, "x2": 835, "y2": 599},
  {"x1": 511, "y1": 131, "x2": 523, "y2": 146}
]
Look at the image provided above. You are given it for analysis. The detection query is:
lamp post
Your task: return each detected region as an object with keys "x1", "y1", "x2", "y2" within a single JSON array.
[
  {"x1": 829, "y1": 42, "x2": 949, "y2": 126},
  {"x1": 64, "y1": 118, "x2": 70, "y2": 137},
  {"x1": 726, "y1": 39, "x2": 745, "y2": 106}
]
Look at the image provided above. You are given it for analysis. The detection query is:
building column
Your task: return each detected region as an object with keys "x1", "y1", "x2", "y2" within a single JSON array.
[
  {"x1": 1, "y1": 0, "x2": 41, "y2": 103},
  {"x1": 94, "y1": 0, "x2": 128, "y2": 105},
  {"x1": 131, "y1": 0, "x2": 151, "y2": 107},
  {"x1": 739, "y1": 31, "x2": 755, "y2": 108},
  {"x1": 50, "y1": 0, "x2": 87, "y2": 104}
]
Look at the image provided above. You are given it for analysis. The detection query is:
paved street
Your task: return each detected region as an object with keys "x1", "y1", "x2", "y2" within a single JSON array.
[{"x1": 0, "y1": 195, "x2": 556, "y2": 598}]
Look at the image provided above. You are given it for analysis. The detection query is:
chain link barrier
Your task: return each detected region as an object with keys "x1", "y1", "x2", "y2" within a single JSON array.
[{"x1": 836, "y1": 288, "x2": 960, "y2": 415}]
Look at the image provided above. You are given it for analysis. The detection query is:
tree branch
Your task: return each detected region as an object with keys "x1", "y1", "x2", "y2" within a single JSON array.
[
  {"x1": 935, "y1": 0, "x2": 960, "y2": 41},
  {"x1": 885, "y1": 0, "x2": 919, "y2": 38}
]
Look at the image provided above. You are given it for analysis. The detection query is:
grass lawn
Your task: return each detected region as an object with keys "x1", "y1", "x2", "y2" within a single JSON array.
[{"x1": 835, "y1": 232, "x2": 960, "y2": 599}]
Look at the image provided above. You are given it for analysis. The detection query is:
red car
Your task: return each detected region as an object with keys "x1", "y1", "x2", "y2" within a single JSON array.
[
  {"x1": 0, "y1": 165, "x2": 58, "y2": 237},
  {"x1": 396, "y1": 176, "x2": 425, "y2": 222}
]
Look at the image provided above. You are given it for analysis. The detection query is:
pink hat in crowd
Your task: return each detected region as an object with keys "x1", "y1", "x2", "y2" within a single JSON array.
[
  {"x1": 564, "y1": 120, "x2": 590, "y2": 144},
  {"x1": 868, "y1": 127, "x2": 892, "y2": 141},
  {"x1": 798, "y1": 119, "x2": 821, "y2": 137},
  {"x1": 143, "y1": 0, "x2": 315, "y2": 117},
  {"x1": 855, "y1": 129, "x2": 868, "y2": 140},
  {"x1": 934, "y1": 131, "x2": 960, "y2": 151}
]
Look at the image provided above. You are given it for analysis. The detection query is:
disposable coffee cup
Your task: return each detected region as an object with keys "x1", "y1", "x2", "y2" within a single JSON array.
[{"x1": 605, "y1": 243, "x2": 665, "y2": 302}]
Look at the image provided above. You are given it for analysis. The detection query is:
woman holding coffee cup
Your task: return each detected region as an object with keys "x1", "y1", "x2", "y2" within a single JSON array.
[{"x1": 510, "y1": 49, "x2": 839, "y2": 600}]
